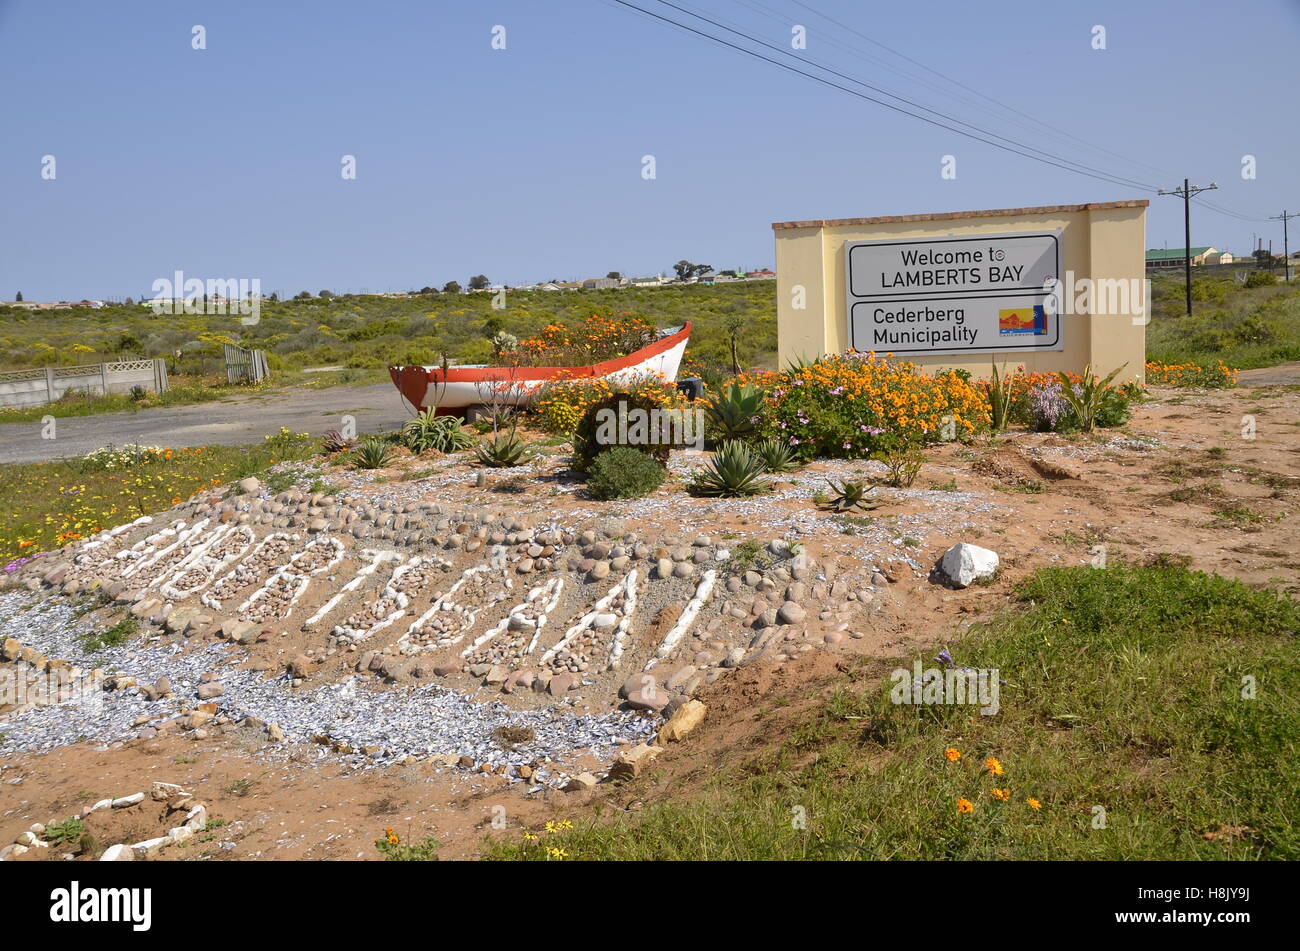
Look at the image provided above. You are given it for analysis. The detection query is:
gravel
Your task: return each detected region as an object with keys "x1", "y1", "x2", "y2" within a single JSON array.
[{"x1": 0, "y1": 590, "x2": 655, "y2": 785}]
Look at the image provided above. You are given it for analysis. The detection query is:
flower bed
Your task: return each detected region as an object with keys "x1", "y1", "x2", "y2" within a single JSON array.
[
  {"x1": 761, "y1": 353, "x2": 990, "y2": 459},
  {"x1": 1145, "y1": 360, "x2": 1238, "y2": 389}
]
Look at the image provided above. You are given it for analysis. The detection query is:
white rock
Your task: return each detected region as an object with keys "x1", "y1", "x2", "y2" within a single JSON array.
[
  {"x1": 100, "y1": 843, "x2": 134, "y2": 861},
  {"x1": 151, "y1": 782, "x2": 185, "y2": 801},
  {"x1": 112, "y1": 792, "x2": 145, "y2": 808},
  {"x1": 130, "y1": 836, "x2": 169, "y2": 858},
  {"x1": 939, "y1": 543, "x2": 1000, "y2": 588},
  {"x1": 168, "y1": 826, "x2": 194, "y2": 843}
]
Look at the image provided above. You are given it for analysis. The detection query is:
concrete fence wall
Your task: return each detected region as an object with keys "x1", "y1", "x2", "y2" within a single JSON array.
[{"x1": 0, "y1": 358, "x2": 169, "y2": 409}]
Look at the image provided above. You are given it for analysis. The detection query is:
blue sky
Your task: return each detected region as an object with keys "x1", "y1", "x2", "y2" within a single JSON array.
[{"x1": 2, "y1": 0, "x2": 1297, "y2": 300}]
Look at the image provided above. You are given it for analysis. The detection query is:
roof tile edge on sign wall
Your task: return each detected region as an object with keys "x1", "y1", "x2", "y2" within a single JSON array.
[{"x1": 770, "y1": 200, "x2": 1151, "y2": 231}]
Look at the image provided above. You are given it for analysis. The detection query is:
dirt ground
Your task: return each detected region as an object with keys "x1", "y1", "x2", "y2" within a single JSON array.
[{"x1": 2, "y1": 379, "x2": 1296, "y2": 860}]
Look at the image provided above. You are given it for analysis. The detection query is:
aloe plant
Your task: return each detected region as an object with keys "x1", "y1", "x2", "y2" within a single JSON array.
[
  {"x1": 689, "y1": 440, "x2": 770, "y2": 497},
  {"x1": 352, "y1": 436, "x2": 395, "y2": 470},
  {"x1": 475, "y1": 431, "x2": 530, "y2": 468},
  {"x1": 752, "y1": 438, "x2": 798, "y2": 473},
  {"x1": 822, "y1": 479, "x2": 880, "y2": 512},
  {"x1": 401, "y1": 409, "x2": 474, "y2": 454},
  {"x1": 1056, "y1": 363, "x2": 1128, "y2": 432},
  {"x1": 988, "y1": 362, "x2": 1015, "y2": 431},
  {"x1": 705, "y1": 383, "x2": 765, "y2": 443}
]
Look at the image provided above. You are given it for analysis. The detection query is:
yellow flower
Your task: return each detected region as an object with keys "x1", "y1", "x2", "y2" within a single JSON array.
[
  {"x1": 1026, "y1": 798, "x2": 1042, "y2": 810},
  {"x1": 985, "y1": 757, "x2": 1003, "y2": 776},
  {"x1": 991, "y1": 787, "x2": 1011, "y2": 802},
  {"x1": 944, "y1": 747, "x2": 961, "y2": 762},
  {"x1": 956, "y1": 798, "x2": 974, "y2": 814}
]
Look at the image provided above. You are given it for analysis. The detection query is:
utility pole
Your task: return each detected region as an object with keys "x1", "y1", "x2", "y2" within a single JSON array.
[
  {"x1": 1157, "y1": 178, "x2": 1218, "y2": 316},
  {"x1": 1269, "y1": 210, "x2": 1295, "y2": 282}
]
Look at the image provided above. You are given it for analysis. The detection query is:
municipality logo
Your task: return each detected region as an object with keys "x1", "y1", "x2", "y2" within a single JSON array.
[{"x1": 997, "y1": 305, "x2": 1048, "y2": 336}]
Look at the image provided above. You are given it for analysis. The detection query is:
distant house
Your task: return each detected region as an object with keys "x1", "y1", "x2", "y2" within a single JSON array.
[
  {"x1": 1145, "y1": 247, "x2": 1215, "y2": 269},
  {"x1": 745, "y1": 268, "x2": 776, "y2": 279},
  {"x1": 582, "y1": 277, "x2": 620, "y2": 290},
  {"x1": 1203, "y1": 251, "x2": 1235, "y2": 265}
]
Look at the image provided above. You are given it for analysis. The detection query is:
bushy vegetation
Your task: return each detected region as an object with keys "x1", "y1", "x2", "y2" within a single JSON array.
[
  {"x1": 1147, "y1": 270, "x2": 1300, "y2": 370},
  {"x1": 487, "y1": 563, "x2": 1300, "y2": 860},
  {"x1": 0, "y1": 282, "x2": 777, "y2": 385},
  {"x1": 584, "y1": 447, "x2": 667, "y2": 500}
]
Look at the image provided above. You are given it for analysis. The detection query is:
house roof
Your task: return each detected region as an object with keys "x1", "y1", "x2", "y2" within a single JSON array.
[{"x1": 1145, "y1": 247, "x2": 1212, "y2": 261}]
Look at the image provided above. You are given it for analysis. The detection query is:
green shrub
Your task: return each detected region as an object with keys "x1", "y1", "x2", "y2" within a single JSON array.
[
  {"x1": 585, "y1": 447, "x2": 667, "y2": 499},
  {"x1": 571, "y1": 391, "x2": 684, "y2": 472},
  {"x1": 1245, "y1": 270, "x2": 1277, "y2": 288}
]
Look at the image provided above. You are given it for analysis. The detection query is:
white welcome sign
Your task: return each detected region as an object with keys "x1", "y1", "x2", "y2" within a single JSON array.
[{"x1": 845, "y1": 231, "x2": 1063, "y2": 356}]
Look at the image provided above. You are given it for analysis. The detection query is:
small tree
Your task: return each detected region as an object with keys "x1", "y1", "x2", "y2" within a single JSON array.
[
  {"x1": 14, "y1": 291, "x2": 22, "y2": 301},
  {"x1": 443, "y1": 281, "x2": 462, "y2": 294},
  {"x1": 468, "y1": 274, "x2": 490, "y2": 290},
  {"x1": 606, "y1": 271, "x2": 621, "y2": 280},
  {"x1": 318, "y1": 289, "x2": 334, "y2": 298}
]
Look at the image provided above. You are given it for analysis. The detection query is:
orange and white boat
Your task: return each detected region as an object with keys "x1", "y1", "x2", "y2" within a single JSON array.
[{"x1": 389, "y1": 322, "x2": 692, "y2": 416}]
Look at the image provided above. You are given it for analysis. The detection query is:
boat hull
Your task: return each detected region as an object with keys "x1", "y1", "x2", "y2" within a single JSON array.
[{"x1": 389, "y1": 323, "x2": 691, "y2": 414}]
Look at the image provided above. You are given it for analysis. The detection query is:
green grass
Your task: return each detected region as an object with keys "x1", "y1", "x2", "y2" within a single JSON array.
[
  {"x1": 486, "y1": 563, "x2": 1299, "y2": 860},
  {"x1": 0, "y1": 429, "x2": 317, "y2": 565},
  {"x1": 1147, "y1": 271, "x2": 1300, "y2": 370},
  {"x1": 80, "y1": 616, "x2": 137, "y2": 653}
]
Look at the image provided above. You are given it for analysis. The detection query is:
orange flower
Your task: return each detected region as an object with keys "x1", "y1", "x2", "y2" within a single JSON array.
[
  {"x1": 956, "y1": 798, "x2": 974, "y2": 814},
  {"x1": 943, "y1": 747, "x2": 961, "y2": 762},
  {"x1": 1026, "y1": 797, "x2": 1042, "y2": 810}
]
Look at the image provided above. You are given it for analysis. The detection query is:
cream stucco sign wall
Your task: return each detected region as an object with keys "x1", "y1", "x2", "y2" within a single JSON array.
[{"x1": 774, "y1": 201, "x2": 1148, "y2": 381}]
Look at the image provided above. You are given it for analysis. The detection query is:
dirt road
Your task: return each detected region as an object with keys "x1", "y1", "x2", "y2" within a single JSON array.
[{"x1": 0, "y1": 382, "x2": 412, "y2": 463}]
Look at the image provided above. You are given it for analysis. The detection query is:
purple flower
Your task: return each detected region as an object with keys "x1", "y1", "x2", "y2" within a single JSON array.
[{"x1": 934, "y1": 648, "x2": 954, "y2": 668}]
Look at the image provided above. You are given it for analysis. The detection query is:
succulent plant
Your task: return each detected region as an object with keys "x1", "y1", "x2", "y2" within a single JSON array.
[
  {"x1": 321, "y1": 428, "x2": 356, "y2": 454},
  {"x1": 822, "y1": 479, "x2": 880, "y2": 512},
  {"x1": 752, "y1": 438, "x2": 798, "y2": 473},
  {"x1": 352, "y1": 436, "x2": 395, "y2": 470},
  {"x1": 401, "y1": 409, "x2": 474, "y2": 454},
  {"x1": 475, "y1": 431, "x2": 530, "y2": 468},
  {"x1": 689, "y1": 440, "x2": 770, "y2": 497},
  {"x1": 704, "y1": 382, "x2": 765, "y2": 443}
]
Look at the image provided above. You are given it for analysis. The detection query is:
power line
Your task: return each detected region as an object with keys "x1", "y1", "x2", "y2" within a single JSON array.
[
  {"x1": 1157, "y1": 179, "x2": 1218, "y2": 316},
  {"x1": 652, "y1": 0, "x2": 1158, "y2": 191},
  {"x1": 1269, "y1": 210, "x2": 1295, "y2": 282},
  {"x1": 608, "y1": 0, "x2": 1160, "y2": 192},
  {"x1": 779, "y1": 0, "x2": 1181, "y2": 181}
]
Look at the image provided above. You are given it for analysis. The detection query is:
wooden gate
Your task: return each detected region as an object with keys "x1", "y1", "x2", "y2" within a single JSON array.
[{"x1": 223, "y1": 344, "x2": 270, "y2": 384}]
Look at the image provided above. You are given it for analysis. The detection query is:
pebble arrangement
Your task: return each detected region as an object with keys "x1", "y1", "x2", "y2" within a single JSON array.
[
  {"x1": 461, "y1": 576, "x2": 565, "y2": 668},
  {"x1": 543, "y1": 571, "x2": 638, "y2": 674},
  {"x1": 201, "y1": 532, "x2": 302, "y2": 611},
  {"x1": 158, "y1": 524, "x2": 256, "y2": 599},
  {"x1": 234, "y1": 535, "x2": 346, "y2": 623},
  {"x1": 1, "y1": 471, "x2": 926, "y2": 789},
  {"x1": 400, "y1": 561, "x2": 512, "y2": 651},
  {"x1": 0, "y1": 781, "x2": 212, "y2": 862}
]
